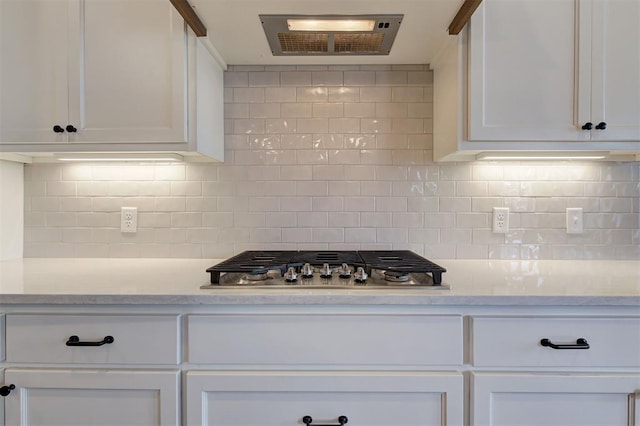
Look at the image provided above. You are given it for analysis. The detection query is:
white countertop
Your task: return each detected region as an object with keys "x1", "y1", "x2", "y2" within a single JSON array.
[{"x1": 0, "y1": 258, "x2": 639, "y2": 306}]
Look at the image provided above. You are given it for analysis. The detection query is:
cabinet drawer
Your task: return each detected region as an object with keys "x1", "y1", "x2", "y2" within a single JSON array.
[
  {"x1": 5, "y1": 314, "x2": 180, "y2": 365},
  {"x1": 472, "y1": 316, "x2": 640, "y2": 367},
  {"x1": 187, "y1": 314, "x2": 462, "y2": 367},
  {"x1": 187, "y1": 371, "x2": 463, "y2": 426}
]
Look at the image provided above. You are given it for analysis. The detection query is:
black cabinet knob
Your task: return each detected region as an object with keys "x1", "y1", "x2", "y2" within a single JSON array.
[
  {"x1": 0, "y1": 384, "x2": 15, "y2": 397},
  {"x1": 53, "y1": 125, "x2": 65, "y2": 133},
  {"x1": 581, "y1": 122, "x2": 593, "y2": 130},
  {"x1": 65, "y1": 125, "x2": 78, "y2": 133},
  {"x1": 595, "y1": 121, "x2": 607, "y2": 130}
]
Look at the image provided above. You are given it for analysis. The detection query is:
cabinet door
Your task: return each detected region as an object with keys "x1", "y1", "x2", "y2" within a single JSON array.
[
  {"x1": 69, "y1": 0, "x2": 188, "y2": 143},
  {"x1": 4, "y1": 368, "x2": 179, "y2": 426},
  {"x1": 187, "y1": 372, "x2": 464, "y2": 426},
  {"x1": 468, "y1": 0, "x2": 587, "y2": 141},
  {"x1": 589, "y1": 0, "x2": 640, "y2": 141},
  {"x1": 0, "y1": 0, "x2": 70, "y2": 143},
  {"x1": 472, "y1": 373, "x2": 640, "y2": 426}
]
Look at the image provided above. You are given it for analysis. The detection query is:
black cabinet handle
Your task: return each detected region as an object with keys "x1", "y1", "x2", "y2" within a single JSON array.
[
  {"x1": 595, "y1": 121, "x2": 607, "y2": 130},
  {"x1": 65, "y1": 125, "x2": 78, "y2": 133},
  {"x1": 53, "y1": 125, "x2": 65, "y2": 133},
  {"x1": 302, "y1": 415, "x2": 348, "y2": 426},
  {"x1": 66, "y1": 335, "x2": 114, "y2": 346},
  {"x1": 0, "y1": 384, "x2": 15, "y2": 397},
  {"x1": 581, "y1": 122, "x2": 593, "y2": 130},
  {"x1": 540, "y1": 338, "x2": 590, "y2": 350}
]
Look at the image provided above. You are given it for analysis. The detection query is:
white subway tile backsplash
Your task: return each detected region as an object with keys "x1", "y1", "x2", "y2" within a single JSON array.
[
  {"x1": 375, "y1": 71, "x2": 408, "y2": 85},
  {"x1": 21, "y1": 65, "x2": 639, "y2": 259},
  {"x1": 312, "y1": 228, "x2": 344, "y2": 243},
  {"x1": 265, "y1": 87, "x2": 297, "y2": 102},
  {"x1": 344, "y1": 228, "x2": 376, "y2": 243},
  {"x1": 266, "y1": 212, "x2": 297, "y2": 228},
  {"x1": 47, "y1": 213, "x2": 77, "y2": 227},
  {"x1": 280, "y1": 71, "x2": 311, "y2": 86},
  {"x1": 329, "y1": 212, "x2": 360, "y2": 227},
  {"x1": 344, "y1": 196, "x2": 375, "y2": 212},
  {"x1": 297, "y1": 87, "x2": 328, "y2": 102},
  {"x1": 233, "y1": 87, "x2": 265, "y2": 103},
  {"x1": 360, "y1": 87, "x2": 391, "y2": 102},
  {"x1": 361, "y1": 118, "x2": 392, "y2": 134},
  {"x1": 281, "y1": 103, "x2": 312, "y2": 118},
  {"x1": 249, "y1": 71, "x2": 280, "y2": 87},
  {"x1": 328, "y1": 87, "x2": 359, "y2": 102}
]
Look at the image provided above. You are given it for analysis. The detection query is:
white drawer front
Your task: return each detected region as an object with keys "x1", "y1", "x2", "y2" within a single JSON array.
[
  {"x1": 187, "y1": 372, "x2": 463, "y2": 426},
  {"x1": 188, "y1": 314, "x2": 463, "y2": 367},
  {"x1": 6, "y1": 314, "x2": 180, "y2": 365},
  {"x1": 472, "y1": 316, "x2": 640, "y2": 367}
]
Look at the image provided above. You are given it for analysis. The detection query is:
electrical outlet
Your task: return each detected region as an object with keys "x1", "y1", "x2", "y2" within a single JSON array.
[
  {"x1": 566, "y1": 207, "x2": 584, "y2": 234},
  {"x1": 492, "y1": 207, "x2": 510, "y2": 234},
  {"x1": 121, "y1": 207, "x2": 137, "y2": 233}
]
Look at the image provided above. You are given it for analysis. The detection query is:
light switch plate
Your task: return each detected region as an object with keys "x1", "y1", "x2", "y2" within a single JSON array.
[{"x1": 566, "y1": 207, "x2": 583, "y2": 234}]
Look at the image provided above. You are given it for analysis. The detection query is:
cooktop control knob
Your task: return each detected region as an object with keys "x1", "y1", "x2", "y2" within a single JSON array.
[
  {"x1": 354, "y1": 267, "x2": 368, "y2": 283},
  {"x1": 284, "y1": 267, "x2": 297, "y2": 283},
  {"x1": 339, "y1": 263, "x2": 351, "y2": 279},
  {"x1": 301, "y1": 263, "x2": 313, "y2": 279},
  {"x1": 320, "y1": 263, "x2": 332, "y2": 279}
]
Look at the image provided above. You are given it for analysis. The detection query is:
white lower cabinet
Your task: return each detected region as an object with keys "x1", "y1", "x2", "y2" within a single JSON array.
[
  {"x1": 470, "y1": 315, "x2": 640, "y2": 426},
  {"x1": 3, "y1": 368, "x2": 179, "y2": 426},
  {"x1": 472, "y1": 373, "x2": 640, "y2": 426},
  {"x1": 186, "y1": 371, "x2": 464, "y2": 426},
  {"x1": 2, "y1": 308, "x2": 638, "y2": 426}
]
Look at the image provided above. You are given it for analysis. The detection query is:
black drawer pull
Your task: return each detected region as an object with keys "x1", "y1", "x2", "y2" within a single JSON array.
[
  {"x1": 302, "y1": 415, "x2": 348, "y2": 426},
  {"x1": 66, "y1": 335, "x2": 114, "y2": 347},
  {"x1": 540, "y1": 338, "x2": 589, "y2": 350},
  {"x1": 0, "y1": 384, "x2": 15, "y2": 397}
]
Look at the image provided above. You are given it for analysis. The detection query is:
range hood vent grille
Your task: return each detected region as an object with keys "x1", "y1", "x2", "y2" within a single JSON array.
[
  {"x1": 261, "y1": 14, "x2": 403, "y2": 56},
  {"x1": 278, "y1": 33, "x2": 328, "y2": 53},
  {"x1": 335, "y1": 33, "x2": 384, "y2": 53}
]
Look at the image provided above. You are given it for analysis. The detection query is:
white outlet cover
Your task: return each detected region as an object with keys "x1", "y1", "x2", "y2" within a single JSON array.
[
  {"x1": 121, "y1": 207, "x2": 138, "y2": 233},
  {"x1": 492, "y1": 207, "x2": 510, "y2": 234}
]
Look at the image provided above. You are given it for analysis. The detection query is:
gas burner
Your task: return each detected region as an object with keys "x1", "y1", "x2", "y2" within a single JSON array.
[
  {"x1": 246, "y1": 272, "x2": 269, "y2": 282},
  {"x1": 384, "y1": 271, "x2": 410, "y2": 283}
]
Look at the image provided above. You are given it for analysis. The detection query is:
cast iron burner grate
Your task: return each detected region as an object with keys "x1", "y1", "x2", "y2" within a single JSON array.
[
  {"x1": 206, "y1": 250, "x2": 297, "y2": 284},
  {"x1": 290, "y1": 251, "x2": 365, "y2": 268},
  {"x1": 357, "y1": 250, "x2": 446, "y2": 285}
]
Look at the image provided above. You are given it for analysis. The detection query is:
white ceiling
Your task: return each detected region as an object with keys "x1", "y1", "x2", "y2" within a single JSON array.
[{"x1": 190, "y1": 0, "x2": 464, "y2": 66}]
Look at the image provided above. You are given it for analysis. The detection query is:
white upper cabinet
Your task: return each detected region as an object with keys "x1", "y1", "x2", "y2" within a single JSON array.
[
  {"x1": 0, "y1": 0, "x2": 224, "y2": 161},
  {"x1": 588, "y1": 0, "x2": 640, "y2": 141},
  {"x1": 468, "y1": 0, "x2": 582, "y2": 141},
  {"x1": 433, "y1": 0, "x2": 640, "y2": 160}
]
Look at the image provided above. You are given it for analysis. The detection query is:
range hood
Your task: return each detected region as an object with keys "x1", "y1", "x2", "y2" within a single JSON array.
[
  {"x1": 188, "y1": 0, "x2": 468, "y2": 66},
  {"x1": 259, "y1": 14, "x2": 403, "y2": 56}
]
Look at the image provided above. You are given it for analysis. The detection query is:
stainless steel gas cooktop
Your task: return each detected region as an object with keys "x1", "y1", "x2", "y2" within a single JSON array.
[{"x1": 202, "y1": 250, "x2": 449, "y2": 290}]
